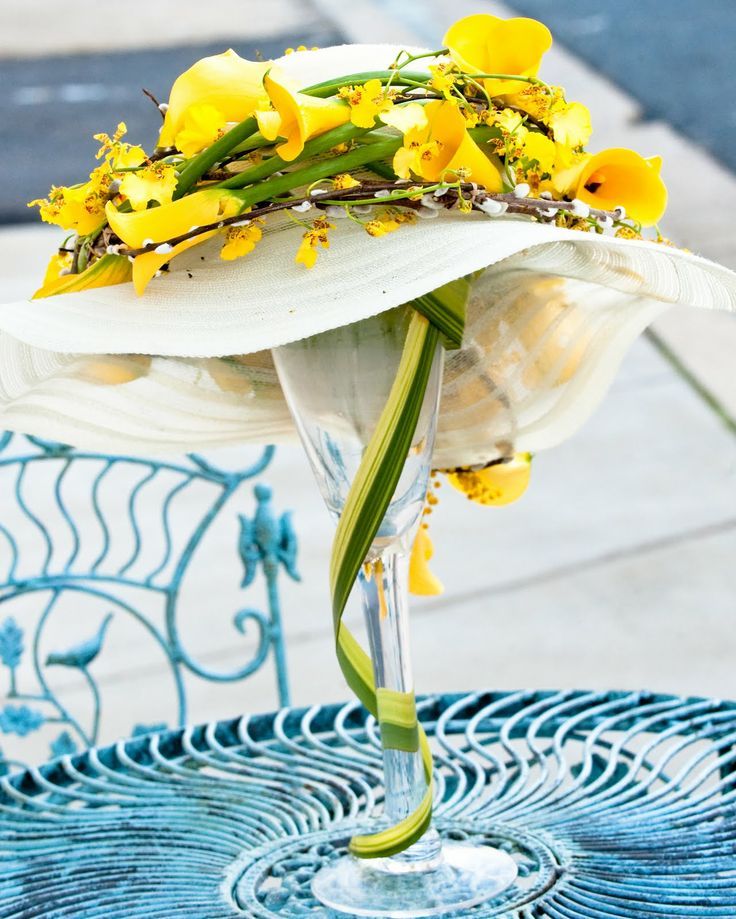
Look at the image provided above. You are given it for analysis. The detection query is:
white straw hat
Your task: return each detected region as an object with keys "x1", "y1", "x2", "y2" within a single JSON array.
[{"x1": 1, "y1": 45, "x2": 734, "y2": 464}]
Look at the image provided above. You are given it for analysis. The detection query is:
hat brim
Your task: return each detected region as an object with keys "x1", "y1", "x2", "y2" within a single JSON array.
[
  {"x1": 1, "y1": 45, "x2": 734, "y2": 465},
  {"x1": 0, "y1": 224, "x2": 733, "y2": 466}
]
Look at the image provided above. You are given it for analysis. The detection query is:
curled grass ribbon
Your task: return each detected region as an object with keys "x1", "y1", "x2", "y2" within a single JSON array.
[{"x1": 330, "y1": 311, "x2": 438, "y2": 858}]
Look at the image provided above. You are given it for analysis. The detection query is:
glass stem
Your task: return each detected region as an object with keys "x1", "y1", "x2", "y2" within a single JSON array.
[{"x1": 359, "y1": 547, "x2": 443, "y2": 873}]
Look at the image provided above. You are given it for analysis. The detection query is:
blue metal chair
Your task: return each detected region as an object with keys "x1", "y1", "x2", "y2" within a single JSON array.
[{"x1": 0, "y1": 434, "x2": 298, "y2": 771}]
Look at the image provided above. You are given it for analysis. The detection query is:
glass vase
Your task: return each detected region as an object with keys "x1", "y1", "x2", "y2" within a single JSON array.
[{"x1": 273, "y1": 307, "x2": 517, "y2": 917}]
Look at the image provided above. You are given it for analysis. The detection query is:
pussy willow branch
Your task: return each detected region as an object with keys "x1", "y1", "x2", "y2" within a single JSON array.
[{"x1": 112, "y1": 181, "x2": 621, "y2": 258}]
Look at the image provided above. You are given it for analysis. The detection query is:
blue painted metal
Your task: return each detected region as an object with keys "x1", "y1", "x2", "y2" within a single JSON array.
[
  {"x1": 1, "y1": 689, "x2": 735, "y2": 916},
  {"x1": 0, "y1": 434, "x2": 298, "y2": 768}
]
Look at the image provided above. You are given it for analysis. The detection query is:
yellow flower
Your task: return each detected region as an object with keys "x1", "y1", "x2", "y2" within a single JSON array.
[
  {"x1": 409, "y1": 526, "x2": 444, "y2": 596},
  {"x1": 33, "y1": 254, "x2": 132, "y2": 300},
  {"x1": 220, "y1": 220, "x2": 263, "y2": 260},
  {"x1": 94, "y1": 123, "x2": 146, "y2": 168},
  {"x1": 549, "y1": 101, "x2": 592, "y2": 148},
  {"x1": 295, "y1": 216, "x2": 334, "y2": 268},
  {"x1": 29, "y1": 175, "x2": 110, "y2": 235},
  {"x1": 118, "y1": 162, "x2": 178, "y2": 211},
  {"x1": 575, "y1": 148, "x2": 667, "y2": 226},
  {"x1": 173, "y1": 103, "x2": 228, "y2": 157},
  {"x1": 331, "y1": 173, "x2": 361, "y2": 190},
  {"x1": 338, "y1": 78, "x2": 393, "y2": 128},
  {"x1": 428, "y1": 63, "x2": 458, "y2": 100},
  {"x1": 546, "y1": 149, "x2": 589, "y2": 196},
  {"x1": 257, "y1": 70, "x2": 350, "y2": 161},
  {"x1": 29, "y1": 124, "x2": 147, "y2": 234},
  {"x1": 159, "y1": 50, "x2": 270, "y2": 150},
  {"x1": 364, "y1": 209, "x2": 415, "y2": 237},
  {"x1": 391, "y1": 101, "x2": 503, "y2": 191},
  {"x1": 522, "y1": 131, "x2": 556, "y2": 174},
  {"x1": 446, "y1": 454, "x2": 532, "y2": 506},
  {"x1": 106, "y1": 187, "x2": 244, "y2": 294},
  {"x1": 444, "y1": 14, "x2": 553, "y2": 96},
  {"x1": 492, "y1": 108, "x2": 526, "y2": 136}
]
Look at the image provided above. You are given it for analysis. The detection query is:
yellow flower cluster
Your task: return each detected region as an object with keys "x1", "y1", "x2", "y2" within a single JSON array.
[{"x1": 28, "y1": 12, "x2": 670, "y2": 299}]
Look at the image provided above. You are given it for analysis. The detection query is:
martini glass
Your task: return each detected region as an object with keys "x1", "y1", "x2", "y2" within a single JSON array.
[{"x1": 273, "y1": 306, "x2": 517, "y2": 917}]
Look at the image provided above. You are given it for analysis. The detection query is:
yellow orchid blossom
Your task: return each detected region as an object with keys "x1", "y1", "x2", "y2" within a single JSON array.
[
  {"x1": 338, "y1": 78, "x2": 394, "y2": 128},
  {"x1": 159, "y1": 49, "x2": 270, "y2": 150},
  {"x1": 118, "y1": 162, "x2": 178, "y2": 211},
  {"x1": 93, "y1": 123, "x2": 146, "y2": 169},
  {"x1": 295, "y1": 216, "x2": 335, "y2": 268},
  {"x1": 549, "y1": 101, "x2": 592, "y2": 149},
  {"x1": 33, "y1": 254, "x2": 132, "y2": 300},
  {"x1": 29, "y1": 171, "x2": 110, "y2": 235},
  {"x1": 576, "y1": 148, "x2": 667, "y2": 226},
  {"x1": 409, "y1": 526, "x2": 444, "y2": 596},
  {"x1": 106, "y1": 188, "x2": 244, "y2": 294},
  {"x1": 446, "y1": 454, "x2": 532, "y2": 506},
  {"x1": 256, "y1": 70, "x2": 350, "y2": 161},
  {"x1": 522, "y1": 131, "x2": 556, "y2": 174},
  {"x1": 220, "y1": 220, "x2": 263, "y2": 260},
  {"x1": 444, "y1": 14, "x2": 552, "y2": 96},
  {"x1": 391, "y1": 101, "x2": 503, "y2": 191},
  {"x1": 364, "y1": 210, "x2": 415, "y2": 237}
]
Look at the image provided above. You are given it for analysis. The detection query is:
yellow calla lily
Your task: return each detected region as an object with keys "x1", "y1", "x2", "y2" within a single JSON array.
[
  {"x1": 446, "y1": 454, "x2": 532, "y2": 506},
  {"x1": 576, "y1": 148, "x2": 667, "y2": 226},
  {"x1": 256, "y1": 70, "x2": 350, "y2": 162},
  {"x1": 444, "y1": 14, "x2": 552, "y2": 96},
  {"x1": 409, "y1": 526, "x2": 443, "y2": 596},
  {"x1": 159, "y1": 49, "x2": 270, "y2": 151},
  {"x1": 106, "y1": 188, "x2": 243, "y2": 294},
  {"x1": 33, "y1": 254, "x2": 132, "y2": 300},
  {"x1": 393, "y1": 101, "x2": 503, "y2": 191}
]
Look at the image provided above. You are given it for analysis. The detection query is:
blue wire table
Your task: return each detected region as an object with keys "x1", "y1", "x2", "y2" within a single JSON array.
[{"x1": 2, "y1": 689, "x2": 735, "y2": 917}]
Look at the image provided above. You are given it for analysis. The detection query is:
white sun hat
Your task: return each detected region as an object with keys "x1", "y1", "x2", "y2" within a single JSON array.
[{"x1": 0, "y1": 44, "x2": 734, "y2": 464}]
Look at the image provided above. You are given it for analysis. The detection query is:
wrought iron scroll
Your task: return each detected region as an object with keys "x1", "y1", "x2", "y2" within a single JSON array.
[{"x1": 0, "y1": 434, "x2": 298, "y2": 769}]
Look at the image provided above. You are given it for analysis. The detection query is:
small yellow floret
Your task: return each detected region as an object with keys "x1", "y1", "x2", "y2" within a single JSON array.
[
  {"x1": 446, "y1": 453, "x2": 532, "y2": 506},
  {"x1": 220, "y1": 220, "x2": 263, "y2": 260}
]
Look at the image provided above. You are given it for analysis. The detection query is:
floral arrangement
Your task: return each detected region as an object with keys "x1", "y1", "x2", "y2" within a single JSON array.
[
  {"x1": 25, "y1": 14, "x2": 676, "y2": 860},
  {"x1": 30, "y1": 14, "x2": 667, "y2": 301}
]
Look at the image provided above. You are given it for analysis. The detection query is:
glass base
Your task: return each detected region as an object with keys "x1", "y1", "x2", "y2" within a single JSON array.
[{"x1": 311, "y1": 842, "x2": 518, "y2": 917}]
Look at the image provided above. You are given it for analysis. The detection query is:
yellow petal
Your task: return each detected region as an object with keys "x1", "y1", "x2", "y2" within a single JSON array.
[
  {"x1": 576, "y1": 147, "x2": 668, "y2": 226},
  {"x1": 409, "y1": 527, "x2": 444, "y2": 596},
  {"x1": 417, "y1": 101, "x2": 503, "y2": 191},
  {"x1": 173, "y1": 103, "x2": 228, "y2": 157},
  {"x1": 33, "y1": 254, "x2": 132, "y2": 300},
  {"x1": 380, "y1": 102, "x2": 428, "y2": 134},
  {"x1": 159, "y1": 50, "x2": 269, "y2": 148},
  {"x1": 257, "y1": 70, "x2": 350, "y2": 161},
  {"x1": 446, "y1": 454, "x2": 532, "y2": 506},
  {"x1": 444, "y1": 14, "x2": 552, "y2": 96},
  {"x1": 549, "y1": 101, "x2": 592, "y2": 148},
  {"x1": 522, "y1": 131, "x2": 556, "y2": 173},
  {"x1": 118, "y1": 164, "x2": 178, "y2": 211},
  {"x1": 106, "y1": 188, "x2": 242, "y2": 294}
]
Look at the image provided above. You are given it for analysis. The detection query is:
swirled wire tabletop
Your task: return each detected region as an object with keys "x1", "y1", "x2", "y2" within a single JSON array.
[{"x1": 1, "y1": 689, "x2": 735, "y2": 917}]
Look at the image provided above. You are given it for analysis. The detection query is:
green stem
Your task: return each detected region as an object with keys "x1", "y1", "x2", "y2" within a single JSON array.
[
  {"x1": 175, "y1": 115, "x2": 258, "y2": 198},
  {"x1": 234, "y1": 138, "x2": 402, "y2": 210},
  {"x1": 302, "y1": 70, "x2": 432, "y2": 97},
  {"x1": 219, "y1": 122, "x2": 375, "y2": 190}
]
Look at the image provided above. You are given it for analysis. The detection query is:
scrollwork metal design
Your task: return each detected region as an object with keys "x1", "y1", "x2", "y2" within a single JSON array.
[{"x1": 0, "y1": 434, "x2": 298, "y2": 769}]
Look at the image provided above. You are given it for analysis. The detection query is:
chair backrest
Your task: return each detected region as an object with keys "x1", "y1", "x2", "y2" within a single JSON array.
[{"x1": 0, "y1": 434, "x2": 298, "y2": 771}]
